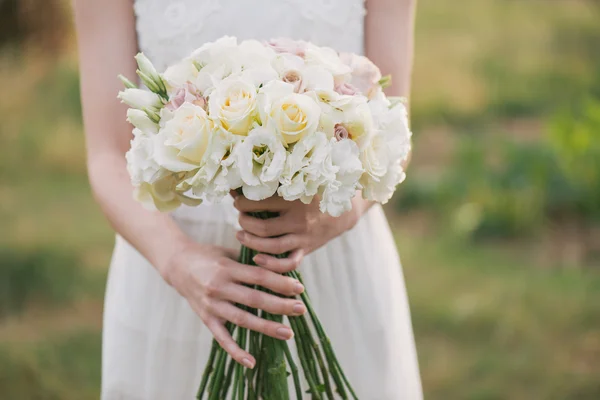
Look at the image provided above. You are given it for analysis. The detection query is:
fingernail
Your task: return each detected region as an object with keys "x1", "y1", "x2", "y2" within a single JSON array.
[
  {"x1": 253, "y1": 254, "x2": 265, "y2": 265},
  {"x1": 236, "y1": 231, "x2": 244, "y2": 241},
  {"x1": 276, "y1": 327, "x2": 293, "y2": 340},
  {"x1": 293, "y1": 303, "x2": 306, "y2": 315},
  {"x1": 294, "y1": 282, "x2": 304, "y2": 294},
  {"x1": 242, "y1": 358, "x2": 255, "y2": 369}
]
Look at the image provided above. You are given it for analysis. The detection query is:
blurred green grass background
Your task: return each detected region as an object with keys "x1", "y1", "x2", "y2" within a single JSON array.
[{"x1": 1, "y1": 0, "x2": 599, "y2": 398}]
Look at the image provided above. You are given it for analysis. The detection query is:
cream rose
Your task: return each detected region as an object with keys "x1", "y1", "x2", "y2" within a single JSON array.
[
  {"x1": 267, "y1": 93, "x2": 321, "y2": 145},
  {"x1": 208, "y1": 77, "x2": 258, "y2": 136},
  {"x1": 153, "y1": 103, "x2": 213, "y2": 172}
]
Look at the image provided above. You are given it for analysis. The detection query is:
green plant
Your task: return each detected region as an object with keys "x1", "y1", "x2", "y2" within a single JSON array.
[{"x1": 0, "y1": 247, "x2": 82, "y2": 318}]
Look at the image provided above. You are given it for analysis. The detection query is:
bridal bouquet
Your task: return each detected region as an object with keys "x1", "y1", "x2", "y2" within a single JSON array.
[{"x1": 119, "y1": 36, "x2": 411, "y2": 399}]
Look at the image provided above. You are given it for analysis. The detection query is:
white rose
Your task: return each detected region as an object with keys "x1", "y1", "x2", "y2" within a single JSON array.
[
  {"x1": 319, "y1": 139, "x2": 363, "y2": 217},
  {"x1": 278, "y1": 132, "x2": 334, "y2": 203},
  {"x1": 304, "y1": 44, "x2": 351, "y2": 84},
  {"x1": 208, "y1": 77, "x2": 258, "y2": 136},
  {"x1": 126, "y1": 109, "x2": 158, "y2": 134},
  {"x1": 257, "y1": 80, "x2": 295, "y2": 123},
  {"x1": 126, "y1": 133, "x2": 167, "y2": 186},
  {"x1": 267, "y1": 93, "x2": 321, "y2": 145},
  {"x1": 118, "y1": 88, "x2": 162, "y2": 110},
  {"x1": 153, "y1": 103, "x2": 213, "y2": 172},
  {"x1": 272, "y1": 54, "x2": 334, "y2": 93},
  {"x1": 186, "y1": 129, "x2": 243, "y2": 202},
  {"x1": 235, "y1": 126, "x2": 286, "y2": 200}
]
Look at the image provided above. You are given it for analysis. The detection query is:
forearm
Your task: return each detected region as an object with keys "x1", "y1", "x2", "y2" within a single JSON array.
[
  {"x1": 365, "y1": 0, "x2": 416, "y2": 98},
  {"x1": 88, "y1": 152, "x2": 191, "y2": 277},
  {"x1": 365, "y1": 0, "x2": 416, "y2": 173}
]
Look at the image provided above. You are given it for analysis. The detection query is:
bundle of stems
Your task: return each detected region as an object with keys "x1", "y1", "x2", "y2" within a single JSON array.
[{"x1": 196, "y1": 211, "x2": 358, "y2": 400}]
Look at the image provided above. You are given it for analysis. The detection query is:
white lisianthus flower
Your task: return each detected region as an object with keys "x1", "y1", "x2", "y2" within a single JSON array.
[
  {"x1": 239, "y1": 39, "x2": 277, "y2": 67},
  {"x1": 186, "y1": 129, "x2": 243, "y2": 202},
  {"x1": 319, "y1": 139, "x2": 363, "y2": 217},
  {"x1": 118, "y1": 88, "x2": 162, "y2": 110},
  {"x1": 134, "y1": 53, "x2": 166, "y2": 94},
  {"x1": 235, "y1": 126, "x2": 286, "y2": 200},
  {"x1": 360, "y1": 104, "x2": 412, "y2": 203},
  {"x1": 278, "y1": 132, "x2": 335, "y2": 203},
  {"x1": 304, "y1": 44, "x2": 351, "y2": 83},
  {"x1": 267, "y1": 93, "x2": 321, "y2": 145},
  {"x1": 163, "y1": 58, "x2": 199, "y2": 90},
  {"x1": 311, "y1": 91, "x2": 374, "y2": 150},
  {"x1": 153, "y1": 103, "x2": 213, "y2": 172},
  {"x1": 126, "y1": 109, "x2": 158, "y2": 134},
  {"x1": 126, "y1": 132, "x2": 167, "y2": 186},
  {"x1": 338, "y1": 52, "x2": 382, "y2": 99},
  {"x1": 190, "y1": 36, "x2": 238, "y2": 67},
  {"x1": 209, "y1": 77, "x2": 259, "y2": 136}
]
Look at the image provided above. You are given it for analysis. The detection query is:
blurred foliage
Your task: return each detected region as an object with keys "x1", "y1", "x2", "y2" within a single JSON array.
[
  {"x1": 0, "y1": 330, "x2": 101, "y2": 400},
  {"x1": 0, "y1": 247, "x2": 83, "y2": 318},
  {"x1": 399, "y1": 96, "x2": 600, "y2": 251},
  {"x1": 0, "y1": 0, "x2": 70, "y2": 54}
]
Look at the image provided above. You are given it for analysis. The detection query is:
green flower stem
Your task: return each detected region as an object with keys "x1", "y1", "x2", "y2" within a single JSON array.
[
  {"x1": 296, "y1": 313, "x2": 335, "y2": 400},
  {"x1": 282, "y1": 335, "x2": 303, "y2": 400},
  {"x1": 221, "y1": 357, "x2": 236, "y2": 399},
  {"x1": 196, "y1": 339, "x2": 218, "y2": 399},
  {"x1": 289, "y1": 316, "x2": 322, "y2": 400},
  {"x1": 207, "y1": 346, "x2": 228, "y2": 400},
  {"x1": 291, "y1": 271, "x2": 357, "y2": 400}
]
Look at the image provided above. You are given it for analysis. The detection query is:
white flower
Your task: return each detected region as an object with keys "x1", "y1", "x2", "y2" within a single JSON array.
[
  {"x1": 266, "y1": 92, "x2": 321, "y2": 145},
  {"x1": 134, "y1": 175, "x2": 201, "y2": 212},
  {"x1": 208, "y1": 76, "x2": 258, "y2": 136},
  {"x1": 186, "y1": 129, "x2": 243, "y2": 202},
  {"x1": 163, "y1": 58, "x2": 199, "y2": 89},
  {"x1": 126, "y1": 133, "x2": 167, "y2": 186},
  {"x1": 311, "y1": 90, "x2": 374, "y2": 150},
  {"x1": 126, "y1": 109, "x2": 158, "y2": 134},
  {"x1": 272, "y1": 54, "x2": 334, "y2": 92},
  {"x1": 278, "y1": 132, "x2": 334, "y2": 203},
  {"x1": 320, "y1": 139, "x2": 363, "y2": 217},
  {"x1": 235, "y1": 126, "x2": 286, "y2": 200},
  {"x1": 304, "y1": 44, "x2": 351, "y2": 83},
  {"x1": 360, "y1": 104, "x2": 412, "y2": 203},
  {"x1": 118, "y1": 88, "x2": 162, "y2": 110},
  {"x1": 339, "y1": 52, "x2": 382, "y2": 99},
  {"x1": 135, "y1": 53, "x2": 165, "y2": 94},
  {"x1": 190, "y1": 36, "x2": 238, "y2": 67},
  {"x1": 153, "y1": 103, "x2": 213, "y2": 172}
]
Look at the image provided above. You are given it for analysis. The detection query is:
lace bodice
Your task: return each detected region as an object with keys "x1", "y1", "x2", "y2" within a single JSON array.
[
  {"x1": 134, "y1": 0, "x2": 366, "y2": 71},
  {"x1": 133, "y1": 0, "x2": 366, "y2": 224}
]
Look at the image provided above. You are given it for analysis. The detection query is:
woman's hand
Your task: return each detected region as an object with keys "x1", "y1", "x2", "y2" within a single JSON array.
[
  {"x1": 163, "y1": 240, "x2": 307, "y2": 369},
  {"x1": 233, "y1": 193, "x2": 373, "y2": 272}
]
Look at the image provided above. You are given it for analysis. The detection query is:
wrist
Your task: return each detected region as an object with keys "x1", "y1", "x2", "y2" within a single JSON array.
[{"x1": 154, "y1": 231, "x2": 196, "y2": 285}]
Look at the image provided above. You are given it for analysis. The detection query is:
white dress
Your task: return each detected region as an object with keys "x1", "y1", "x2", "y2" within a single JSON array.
[{"x1": 102, "y1": 1, "x2": 423, "y2": 399}]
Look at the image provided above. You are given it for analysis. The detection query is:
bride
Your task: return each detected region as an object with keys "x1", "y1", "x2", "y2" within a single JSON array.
[{"x1": 73, "y1": 0, "x2": 422, "y2": 398}]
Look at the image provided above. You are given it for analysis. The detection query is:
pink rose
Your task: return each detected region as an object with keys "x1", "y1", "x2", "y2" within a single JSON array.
[
  {"x1": 339, "y1": 52, "x2": 382, "y2": 97},
  {"x1": 166, "y1": 82, "x2": 206, "y2": 111},
  {"x1": 265, "y1": 38, "x2": 308, "y2": 57},
  {"x1": 334, "y1": 123, "x2": 350, "y2": 141}
]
